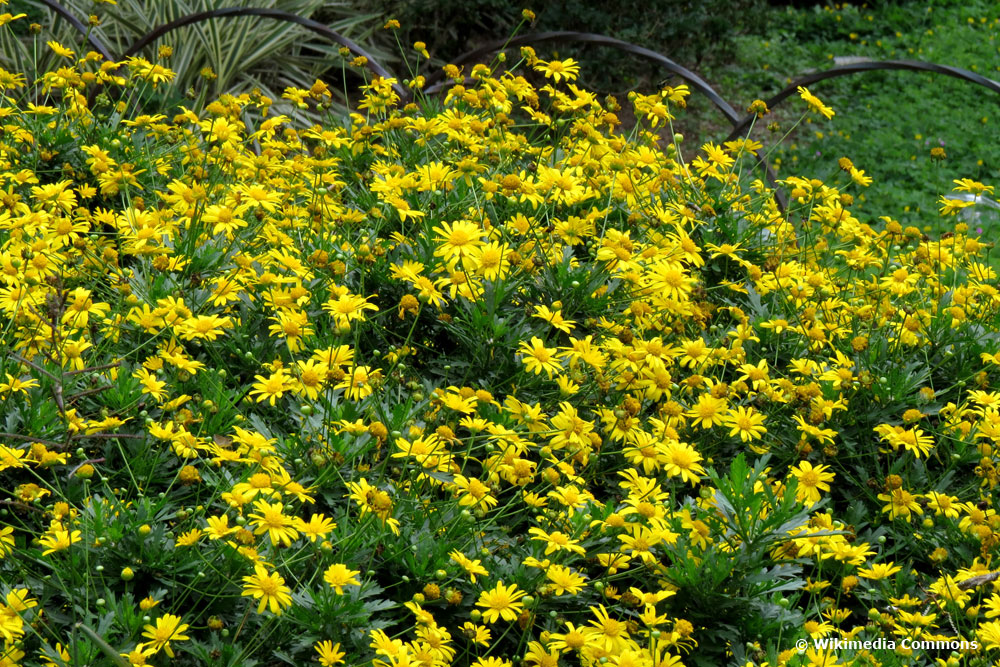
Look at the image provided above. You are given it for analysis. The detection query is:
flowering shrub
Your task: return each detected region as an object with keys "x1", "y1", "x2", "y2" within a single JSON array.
[{"x1": 1, "y1": 19, "x2": 1000, "y2": 667}]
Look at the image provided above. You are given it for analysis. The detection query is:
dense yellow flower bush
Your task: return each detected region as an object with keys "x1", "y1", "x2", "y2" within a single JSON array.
[{"x1": 1, "y1": 18, "x2": 1000, "y2": 667}]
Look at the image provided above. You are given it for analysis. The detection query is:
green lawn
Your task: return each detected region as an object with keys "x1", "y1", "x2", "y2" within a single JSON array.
[{"x1": 685, "y1": 1, "x2": 1000, "y2": 242}]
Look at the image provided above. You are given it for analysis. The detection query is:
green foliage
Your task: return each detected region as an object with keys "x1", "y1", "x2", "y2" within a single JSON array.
[
  {"x1": 3, "y1": 8, "x2": 1000, "y2": 667},
  {"x1": 667, "y1": 455, "x2": 811, "y2": 665},
  {"x1": 354, "y1": 0, "x2": 767, "y2": 93},
  {"x1": 0, "y1": 0, "x2": 389, "y2": 118},
  {"x1": 532, "y1": 0, "x2": 768, "y2": 65},
  {"x1": 697, "y1": 0, "x2": 1000, "y2": 238},
  {"x1": 363, "y1": 0, "x2": 521, "y2": 60}
]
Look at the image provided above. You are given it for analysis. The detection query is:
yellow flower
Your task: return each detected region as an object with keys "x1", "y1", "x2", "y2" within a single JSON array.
[
  {"x1": 461, "y1": 622, "x2": 492, "y2": 647},
  {"x1": 685, "y1": 393, "x2": 727, "y2": 429},
  {"x1": 545, "y1": 564, "x2": 587, "y2": 595},
  {"x1": 60, "y1": 338, "x2": 93, "y2": 371},
  {"x1": 978, "y1": 620, "x2": 1000, "y2": 650},
  {"x1": 723, "y1": 406, "x2": 767, "y2": 442},
  {"x1": 532, "y1": 304, "x2": 576, "y2": 333},
  {"x1": 41, "y1": 643, "x2": 70, "y2": 666},
  {"x1": 324, "y1": 563, "x2": 361, "y2": 594},
  {"x1": 141, "y1": 613, "x2": 190, "y2": 658},
  {"x1": 878, "y1": 488, "x2": 923, "y2": 521},
  {"x1": 0, "y1": 602, "x2": 24, "y2": 642},
  {"x1": 0, "y1": 526, "x2": 14, "y2": 557},
  {"x1": 528, "y1": 527, "x2": 586, "y2": 556},
  {"x1": 248, "y1": 499, "x2": 299, "y2": 546},
  {"x1": 518, "y1": 337, "x2": 562, "y2": 378},
  {"x1": 241, "y1": 563, "x2": 293, "y2": 615},
  {"x1": 315, "y1": 640, "x2": 346, "y2": 666},
  {"x1": 0, "y1": 374, "x2": 39, "y2": 396},
  {"x1": 662, "y1": 440, "x2": 705, "y2": 484},
  {"x1": 857, "y1": 562, "x2": 902, "y2": 580},
  {"x1": 939, "y1": 195, "x2": 974, "y2": 216},
  {"x1": 534, "y1": 58, "x2": 580, "y2": 83},
  {"x1": 39, "y1": 529, "x2": 81, "y2": 556},
  {"x1": 547, "y1": 621, "x2": 589, "y2": 653},
  {"x1": 789, "y1": 461, "x2": 835, "y2": 506},
  {"x1": 450, "y1": 550, "x2": 489, "y2": 583},
  {"x1": 179, "y1": 314, "x2": 232, "y2": 341},
  {"x1": 433, "y1": 219, "x2": 483, "y2": 268},
  {"x1": 452, "y1": 475, "x2": 498, "y2": 509},
  {"x1": 584, "y1": 604, "x2": 630, "y2": 652},
  {"x1": 126, "y1": 57, "x2": 176, "y2": 86},
  {"x1": 47, "y1": 40, "x2": 74, "y2": 58},
  {"x1": 268, "y1": 310, "x2": 313, "y2": 352},
  {"x1": 953, "y1": 178, "x2": 994, "y2": 195},
  {"x1": 203, "y1": 204, "x2": 247, "y2": 237},
  {"x1": 797, "y1": 86, "x2": 834, "y2": 119},
  {"x1": 874, "y1": 423, "x2": 934, "y2": 458},
  {"x1": 925, "y1": 491, "x2": 960, "y2": 518},
  {"x1": 249, "y1": 369, "x2": 292, "y2": 405},
  {"x1": 296, "y1": 513, "x2": 336, "y2": 542},
  {"x1": 473, "y1": 658, "x2": 512, "y2": 667},
  {"x1": 121, "y1": 645, "x2": 156, "y2": 665},
  {"x1": 850, "y1": 167, "x2": 872, "y2": 187},
  {"x1": 175, "y1": 528, "x2": 203, "y2": 547},
  {"x1": 335, "y1": 365, "x2": 378, "y2": 400},
  {"x1": 323, "y1": 291, "x2": 378, "y2": 329},
  {"x1": 205, "y1": 515, "x2": 236, "y2": 540},
  {"x1": 0, "y1": 13, "x2": 28, "y2": 28},
  {"x1": 475, "y1": 580, "x2": 526, "y2": 623}
]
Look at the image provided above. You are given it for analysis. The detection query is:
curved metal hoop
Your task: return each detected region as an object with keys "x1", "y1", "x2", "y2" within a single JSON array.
[
  {"x1": 39, "y1": 1, "x2": 404, "y2": 98},
  {"x1": 423, "y1": 31, "x2": 742, "y2": 124},
  {"x1": 39, "y1": 0, "x2": 115, "y2": 62},
  {"x1": 726, "y1": 60, "x2": 1000, "y2": 142},
  {"x1": 427, "y1": 31, "x2": 787, "y2": 207},
  {"x1": 437, "y1": 33, "x2": 1000, "y2": 214}
]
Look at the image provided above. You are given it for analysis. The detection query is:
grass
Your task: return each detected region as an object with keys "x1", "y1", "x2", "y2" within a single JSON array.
[{"x1": 690, "y1": 1, "x2": 1000, "y2": 240}]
